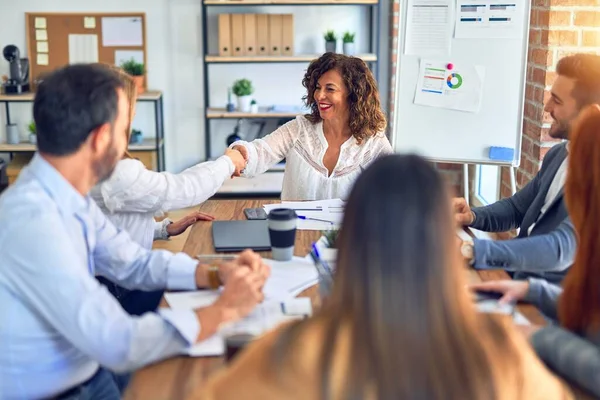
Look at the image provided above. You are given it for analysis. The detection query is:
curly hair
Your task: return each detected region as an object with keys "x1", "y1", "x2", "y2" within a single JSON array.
[{"x1": 302, "y1": 53, "x2": 387, "y2": 144}]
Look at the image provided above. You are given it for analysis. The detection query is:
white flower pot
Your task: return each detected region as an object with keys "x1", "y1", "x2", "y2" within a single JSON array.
[
  {"x1": 250, "y1": 103, "x2": 259, "y2": 114},
  {"x1": 237, "y1": 95, "x2": 252, "y2": 113},
  {"x1": 6, "y1": 124, "x2": 20, "y2": 144},
  {"x1": 343, "y1": 42, "x2": 355, "y2": 55},
  {"x1": 29, "y1": 133, "x2": 37, "y2": 144}
]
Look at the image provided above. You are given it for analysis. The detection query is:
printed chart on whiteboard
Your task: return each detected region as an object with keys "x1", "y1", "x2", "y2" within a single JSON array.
[
  {"x1": 455, "y1": 0, "x2": 523, "y2": 39},
  {"x1": 405, "y1": 0, "x2": 453, "y2": 56},
  {"x1": 414, "y1": 60, "x2": 485, "y2": 113}
]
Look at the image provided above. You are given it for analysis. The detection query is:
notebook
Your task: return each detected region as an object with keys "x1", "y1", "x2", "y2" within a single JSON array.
[{"x1": 212, "y1": 220, "x2": 271, "y2": 252}]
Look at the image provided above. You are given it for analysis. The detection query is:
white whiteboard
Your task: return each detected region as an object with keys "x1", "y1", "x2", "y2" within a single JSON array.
[{"x1": 392, "y1": 0, "x2": 531, "y2": 166}]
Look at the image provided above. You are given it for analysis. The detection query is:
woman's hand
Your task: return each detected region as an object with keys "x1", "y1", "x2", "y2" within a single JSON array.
[
  {"x1": 225, "y1": 148, "x2": 247, "y2": 177},
  {"x1": 166, "y1": 211, "x2": 214, "y2": 237},
  {"x1": 232, "y1": 145, "x2": 249, "y2": 161}
]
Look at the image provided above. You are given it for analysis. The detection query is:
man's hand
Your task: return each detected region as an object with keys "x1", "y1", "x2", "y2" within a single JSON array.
[
  {"x1": 166, "y1": 211, "x2": 214, "y2": 237},
  {"x1": 469, "y1": 280, "x2": 530, "y2": 305},
  {"x1": 218, "y1": 249, "x2": 270, "y2": 284},
  {"x1": 195, "y1": 267, "x2": 266, "y2": 342},
  {"x1": 195, "y1": 250, "x2": 270, "y2": 290},
  {"x1": 225, "y1": 148, "x2": 247, "y2": 177},
  {"x1": 453, "y1": 197, "x2": 475, "y2": 226}
]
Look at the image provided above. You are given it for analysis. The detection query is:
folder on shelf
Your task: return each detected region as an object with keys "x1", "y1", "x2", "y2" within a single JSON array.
[
  {"x1": 282, "y1": 14, "x2": 294, "y2": 56},
  {"x1": 244, "y1": 14, "x2": 257, "y2": 56},
  {"x1": 256, "y1": 14, "x2": 269, "y2": 56},
  {"x1": 218, "y1": 14, "x2": 232, "y2": 57},
  {"x1": 268, "y1": 14, "x2": 283, "y2": 56},
  {"x1": 231, "y1": 14, "x2": 245, "y2": 56}
]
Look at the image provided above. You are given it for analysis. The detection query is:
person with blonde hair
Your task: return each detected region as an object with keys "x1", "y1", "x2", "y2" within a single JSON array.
[
  {"x1": 190, "y1": 154, "x2": 572, "y2": 400},
  {"x1": 90, "y1": 64, "x2": 247, "y2": 315}
]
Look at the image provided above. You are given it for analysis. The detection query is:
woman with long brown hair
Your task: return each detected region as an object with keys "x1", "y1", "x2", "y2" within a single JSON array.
[
  {"x1": 90, "y1": 64, "x2": 248, "y2": 315},
  {"x1": 473, "y1": 104, "x2": 600, "y2": 398},
  {"x1": 229, "y1": 52, "x2": 392, "y2": 201},
  {"x1": 189, "y1": 154, "x2": 571, "y2": 400}
]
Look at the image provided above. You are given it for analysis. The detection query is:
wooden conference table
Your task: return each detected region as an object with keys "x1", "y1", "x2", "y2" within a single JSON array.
[{"x1": 123, "y1": 199, "x2": 546, "y2": 400}]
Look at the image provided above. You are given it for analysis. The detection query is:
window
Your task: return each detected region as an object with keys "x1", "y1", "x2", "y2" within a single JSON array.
[{"x1": 474, "y1": 164, "x2": 500, "y2": 206}]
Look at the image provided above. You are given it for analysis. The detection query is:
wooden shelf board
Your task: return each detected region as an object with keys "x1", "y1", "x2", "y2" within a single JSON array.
[
  {"x1": 205, "y1": 0, "x2": 378, "y2": 4},
  {"x1": 205, "y1": 54, "x2": 377, "y2": 63},
  {"x1": 0, "y1": 90, "x2": 162, "y2": 102},
  {"x1": 207, "y1": 108, "x2": 302, "y2": 119},
  {"x1": 0, "y1": 138, "x2": 163, "y2": 153}
]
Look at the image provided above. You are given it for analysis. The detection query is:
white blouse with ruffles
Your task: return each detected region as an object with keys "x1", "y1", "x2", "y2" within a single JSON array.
[
  {"x1": 90, "y1": 156, "x2": 234, "y2": 249},
  {"x1": 231, "y1": 115, "x2": 393, "y2": 201}
]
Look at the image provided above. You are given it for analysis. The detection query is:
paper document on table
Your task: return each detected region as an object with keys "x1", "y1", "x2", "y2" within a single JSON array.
[
  {"x1": 263, "y1": 199, "x2": 345, "y2": 231},
  {"x1": 164, "y1": 292, "x2": 312, "y2": 357},
  {"x1": 405, "y1": 0, "x2": 453, "y2": 56},
  {"x1": 477, "y1": 300, "x2": 530, "y2": 325},
  {"x1": 414, "y1": 59, "x2": 485, "y2": 113},
  {"x1": 455, "y1": 0, "x2": 522, "y2": 39},
  {"x1": 263, "y1": 257, "x2": 319, "y2": 300}
]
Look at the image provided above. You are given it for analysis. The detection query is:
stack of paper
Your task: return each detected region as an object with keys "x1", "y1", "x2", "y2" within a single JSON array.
[
  {"x1": 165, "y1": 291, "x2": 312, "y2": 357},
  {"x1": 263, "y1": 199, "x2": 345, "y2": 231},
  {"x1": 263, "y1": 257, "x2": 319, "y2": 300}
]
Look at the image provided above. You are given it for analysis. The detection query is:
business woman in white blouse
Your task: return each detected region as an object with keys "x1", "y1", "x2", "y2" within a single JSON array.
[
  {"x1": 230, "y1": 53, "x2": 393, "y2": 201},
  {"x1": 90, "y1": 65, "x2": 246, "y2": 315}
]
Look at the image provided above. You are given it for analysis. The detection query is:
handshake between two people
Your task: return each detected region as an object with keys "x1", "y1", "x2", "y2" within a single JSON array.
[
  {"x1": 194, "y1": 249, "x2": 271, "y2": 342},
  {"x1": 225, "y1": 145, "x2": 249, "y2": 178}
]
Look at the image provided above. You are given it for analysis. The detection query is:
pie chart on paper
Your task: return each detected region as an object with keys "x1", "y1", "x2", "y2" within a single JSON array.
[{"x1": 447, "y1": 73, "x2": 463, "y2": 89}]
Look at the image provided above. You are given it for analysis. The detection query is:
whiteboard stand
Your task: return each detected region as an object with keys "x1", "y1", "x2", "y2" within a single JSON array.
[
  {"x1": 509, "y1": 167, "x2": 517, "y2": 195},
  {"x1": 462, "y1": 162, "x2": 518, "y2": 205}
]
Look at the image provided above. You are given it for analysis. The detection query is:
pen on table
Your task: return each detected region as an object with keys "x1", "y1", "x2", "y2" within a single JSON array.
[
  {"x1": 196, "y1": 254, "x2": 237, "y2": 261},
  {"x1": 311, "y1": 243, "x2": 333, "y2": 277},
  {"x1": 298, "y1": 215, "x2": 335, "y2": 224}
]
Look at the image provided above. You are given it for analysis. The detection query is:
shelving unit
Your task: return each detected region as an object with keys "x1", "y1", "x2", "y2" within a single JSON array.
[
  {"x1": 201, "y1": 0, "x2": 381, "y2": 160},
  {"x1": 0, "y1": 91, "x2": 166, "y2": 171}
]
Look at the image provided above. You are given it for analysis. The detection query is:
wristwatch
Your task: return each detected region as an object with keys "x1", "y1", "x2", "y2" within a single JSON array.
[
  {"x1": 461, "y1": 239, "x2": 475, "y2": 265},
  {"x1": 160, "y1": 218, "x2": 174, "y2": 239}
]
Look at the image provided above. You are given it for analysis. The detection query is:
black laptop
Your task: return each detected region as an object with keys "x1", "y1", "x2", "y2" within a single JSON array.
[{"x1": 212, "y1": 220, "x2": 272, "y2": 252}]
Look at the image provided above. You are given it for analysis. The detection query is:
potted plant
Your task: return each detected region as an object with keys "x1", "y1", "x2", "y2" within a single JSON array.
[
  {"x1": 324, "y1": 30, "x2": 337, "y2": 53},
  {"x1": 232, "y1": 78, "x2": 254, "y2": 112},
  {"x1": 250, "y1": 99, "x2": 259, "y2": 114},
  {"x1": 27, "y1": 121, "x2": 36, "y2": 144},
  {"x1": 342, "y1": 31, "x2": 355, "y2": 55},
  {"x1": 120, "y1": 58, "x2": 146, "y2": 94},
  {"x1": 130, "y1": 128, "x2": 143, "y2": 144}
]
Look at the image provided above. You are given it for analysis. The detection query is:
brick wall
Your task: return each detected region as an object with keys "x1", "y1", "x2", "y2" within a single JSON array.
[{"x1": 388, "y1": 0, "x2": 600, "y2": 200}]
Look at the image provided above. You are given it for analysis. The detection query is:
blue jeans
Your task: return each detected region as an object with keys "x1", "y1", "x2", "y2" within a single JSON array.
[
  {"x1": 55, "y1": 369, "x2": 128, "y2": 400},
  {"x1": 96, "y1": 276, "x2": 163, "y2": 316}
]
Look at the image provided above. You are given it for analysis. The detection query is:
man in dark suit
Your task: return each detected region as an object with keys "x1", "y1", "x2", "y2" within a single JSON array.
[{"x1": 455, "y1": 54, "x2": 600, "y2": 284}]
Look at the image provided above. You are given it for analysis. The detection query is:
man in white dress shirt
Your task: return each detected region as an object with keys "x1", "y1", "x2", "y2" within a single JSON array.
[{"x1": 0, "y1": 64, "x2": 269, "y2": 399}]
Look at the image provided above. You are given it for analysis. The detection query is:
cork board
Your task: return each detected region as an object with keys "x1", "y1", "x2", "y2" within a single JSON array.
[{"x1": 25, "y1": 12, "x2": 147, "y2": 89}]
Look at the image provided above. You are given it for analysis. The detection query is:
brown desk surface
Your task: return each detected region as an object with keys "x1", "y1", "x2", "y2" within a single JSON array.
[{"x1": 123, "y1": 199, "x2": 547, "y2": 400}]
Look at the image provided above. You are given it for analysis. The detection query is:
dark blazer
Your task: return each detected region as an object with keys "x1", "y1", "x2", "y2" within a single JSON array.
[{"x1": 471, "y1": 142, "x2": 576, "y2": 284}]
